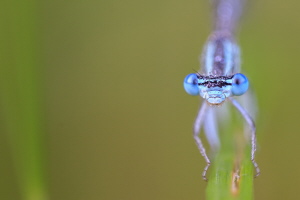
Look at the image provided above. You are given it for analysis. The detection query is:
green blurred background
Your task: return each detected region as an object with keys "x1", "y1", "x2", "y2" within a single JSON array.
[{"x1": 0, "y1": 0, "x2": 299, "y2": 199}]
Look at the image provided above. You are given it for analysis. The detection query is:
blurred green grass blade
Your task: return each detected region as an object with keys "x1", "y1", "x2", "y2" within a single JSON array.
[
  {"x1": 206, "y1": 143, "x2": 254, "y2": 200},
  {"x1": 0, "y1": 0, "x2": 48, "y2": 200}
]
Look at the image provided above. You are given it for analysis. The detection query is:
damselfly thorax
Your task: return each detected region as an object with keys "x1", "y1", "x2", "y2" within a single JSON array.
[{"x1": 184, "y1": 33, "x2": 248, "y2": 106}]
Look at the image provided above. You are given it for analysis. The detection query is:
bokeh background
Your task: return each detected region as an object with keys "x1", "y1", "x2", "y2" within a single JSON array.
[{"x1": 0, "y1": 0, "x2": 299, "y2": 199}]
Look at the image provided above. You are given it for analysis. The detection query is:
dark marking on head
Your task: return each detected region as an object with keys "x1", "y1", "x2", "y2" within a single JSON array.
[
  {"x1": 198, "y1": 75, "x2": 233, "y2": 88},
  {"x1": 199, "y1": 80, "x2": 231, "y2": 88}
]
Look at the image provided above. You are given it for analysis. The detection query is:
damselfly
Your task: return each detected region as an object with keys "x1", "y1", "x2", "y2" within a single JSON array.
[{"x1": 183, "y1": 0, "x2": 260, "y2": 181}]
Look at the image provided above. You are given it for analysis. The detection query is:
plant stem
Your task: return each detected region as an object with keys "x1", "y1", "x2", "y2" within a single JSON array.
[
  {"x1": 206, "y1": 132, "x2": 254, "y2": 200},
  {"x1": 0, "y1": 0, "x2": 48, "y2": 199}
]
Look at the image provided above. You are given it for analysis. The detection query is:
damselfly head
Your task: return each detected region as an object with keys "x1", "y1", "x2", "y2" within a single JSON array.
[{"x1": 183, "y1": 73, "x2": 249, "y2": 105}]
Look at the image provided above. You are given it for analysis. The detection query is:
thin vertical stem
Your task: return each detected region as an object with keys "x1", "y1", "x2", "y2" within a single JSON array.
[
  {"x1": 0, "y1": 0, "x2": 48, "y2": 199},
  {"x1": 206, "y1": 128, "x2": 254, "y2": 200}
]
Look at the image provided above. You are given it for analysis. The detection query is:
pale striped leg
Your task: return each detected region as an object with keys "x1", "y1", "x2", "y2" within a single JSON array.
[
  {"x1": 229, "y1": 97, "x2": 260, "y2": 177},
  {"x1": 193, "y1": 101, "x2": 210, "y2": 181}
]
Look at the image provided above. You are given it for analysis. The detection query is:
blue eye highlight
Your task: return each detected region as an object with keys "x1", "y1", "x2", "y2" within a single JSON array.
[
  {"x1": 231, "y1": 73, "x2": 249, "y2": 96},
  {"x1": 184, "y1": 73, "x2": 199, "y2": 96}
]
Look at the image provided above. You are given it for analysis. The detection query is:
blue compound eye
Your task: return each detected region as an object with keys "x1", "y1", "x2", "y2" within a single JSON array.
[
  {"x1": 183, "y1": 73, "x2": 199, "y2": 96},
  {"x1": 231, "y1": 73, "x2": 249, "y2": 96}
]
